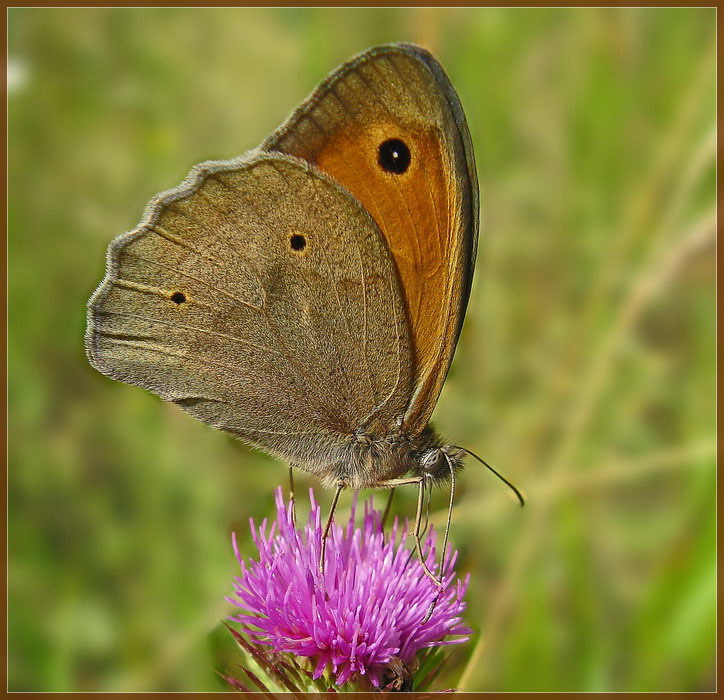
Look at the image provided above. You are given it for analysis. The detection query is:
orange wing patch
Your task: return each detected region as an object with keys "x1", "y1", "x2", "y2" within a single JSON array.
[{"x1": 313, "y1": 121, "x2": 455, "y2": 399}]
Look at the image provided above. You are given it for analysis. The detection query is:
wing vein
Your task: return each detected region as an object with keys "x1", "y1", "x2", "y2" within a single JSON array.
[
  {"x1": 353, "y1": 233, "x2": 377, "y2": 403},
  {"x1": 122, "y1": 251, "x2": 264, "y2": 312},
  {"x1": 91, "y1": 308, "x2": 284, "y2": 356}
]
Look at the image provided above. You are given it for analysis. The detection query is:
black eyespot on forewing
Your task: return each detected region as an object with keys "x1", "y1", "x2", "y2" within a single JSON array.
[
  {"x1": 378, "y1": 138, "x2": 411, "y2": 174},
  {"x1": 289, "y1": 233, "x2": 307, "y2": 252},
  {"x1": 171, "y1": 291, "x2": 186, "y2": 305}
]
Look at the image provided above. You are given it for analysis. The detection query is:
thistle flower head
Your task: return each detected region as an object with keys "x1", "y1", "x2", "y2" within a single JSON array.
[{"x1": 227, "y1": 487, "x2": 470, "y2": 689}]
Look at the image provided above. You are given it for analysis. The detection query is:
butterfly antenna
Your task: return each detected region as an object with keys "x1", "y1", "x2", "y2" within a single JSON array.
[{"x1": 456, "y1": 446, "x2": 525, "y2": 507}]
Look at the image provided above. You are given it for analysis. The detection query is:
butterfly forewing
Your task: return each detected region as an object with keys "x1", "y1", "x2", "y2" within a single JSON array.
[{"x1": 263, "y1": 43, "x2": 479, "y2": 434}]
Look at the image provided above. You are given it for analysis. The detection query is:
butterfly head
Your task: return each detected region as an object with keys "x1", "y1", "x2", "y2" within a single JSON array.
[{"x1": 416, "y1": 441, "x2": 465, "y2": 484}]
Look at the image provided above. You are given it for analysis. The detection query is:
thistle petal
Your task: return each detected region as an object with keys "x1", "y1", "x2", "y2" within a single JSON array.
[{"x1": 228, "y1": 487, "x2": 469, "y2": 689}]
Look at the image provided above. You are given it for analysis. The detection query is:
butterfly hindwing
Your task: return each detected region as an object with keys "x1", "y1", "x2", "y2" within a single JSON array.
[{"x1": 86, "y1": 153, "x2": 414, "y2": 483}]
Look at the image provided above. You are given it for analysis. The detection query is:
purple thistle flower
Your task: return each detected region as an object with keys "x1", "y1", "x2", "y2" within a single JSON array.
[{"x1": 227, "y1": 487, "x2": 471, "y2": 689}]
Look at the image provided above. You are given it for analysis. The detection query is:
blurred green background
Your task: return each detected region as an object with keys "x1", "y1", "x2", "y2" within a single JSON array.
[{"x1": 9, "y1": 7, "x2": 715, "y2": 692}]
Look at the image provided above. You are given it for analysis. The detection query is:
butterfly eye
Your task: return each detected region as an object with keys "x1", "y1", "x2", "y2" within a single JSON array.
[
  {"x1": 378, "y1": 139, "x2": 411, "y2": 174},
  {"x1": 170, "y1": 291, "x2": 186, "y2": 304},
  {"x1": 289, "y1": 233, "x2": 307, "y2": 252}
]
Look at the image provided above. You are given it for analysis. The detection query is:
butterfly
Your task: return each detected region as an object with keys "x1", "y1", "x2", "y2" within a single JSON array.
[{"x1": 85, "y1": 44, "x2": 516, "y2": 519}]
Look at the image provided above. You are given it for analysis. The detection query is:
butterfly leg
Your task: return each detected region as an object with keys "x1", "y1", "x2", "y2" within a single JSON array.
[
  {"x1": 381, "y1": 487, "x2": 395, "y2": 529},
  {"x1": 319, "y1": 481, "x2": 344, "y2": 573},
  {"x1": 288, "y1": 465, "x2": 296, "y2": 527},
  {"x1": 421, "y1": 479, "x2": 432, "y2": 540},
  {"x1": 372, "y1": 476, "x2": 441, "y2": 585},
  {"x1": 373, "y1": 477, "x2": 424, "y2": 487},
  {"x1": 420, "y1": 453, "x2": 457, "y2": 624},
  {"x1": 413, "y1": 477, "x2": 443, "y2": 586}
]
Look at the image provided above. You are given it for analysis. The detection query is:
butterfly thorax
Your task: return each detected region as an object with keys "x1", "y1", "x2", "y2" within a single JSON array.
[{"x1": 326, "y1": 424, "x2": 464, "y2": 490}]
